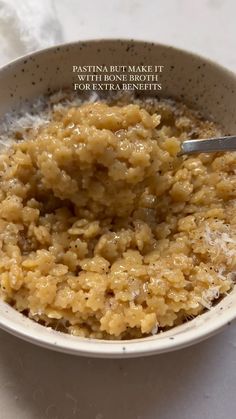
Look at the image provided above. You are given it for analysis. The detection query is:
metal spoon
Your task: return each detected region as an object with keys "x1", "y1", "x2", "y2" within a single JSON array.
[{"x1": 179, "y1": 135, "x2": 236, "y2": 156}]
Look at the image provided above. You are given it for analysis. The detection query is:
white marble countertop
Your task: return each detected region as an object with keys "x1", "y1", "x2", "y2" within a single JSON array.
[{"x1": 0, "y1": 1, "x2": 236, "y2": 418}]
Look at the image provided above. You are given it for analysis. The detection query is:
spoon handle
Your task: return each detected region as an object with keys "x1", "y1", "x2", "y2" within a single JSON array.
[{"x1": 180, "y1": 135, "x2": 236, "y2": 155}]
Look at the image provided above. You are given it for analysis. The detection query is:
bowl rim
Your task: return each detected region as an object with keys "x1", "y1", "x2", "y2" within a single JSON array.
[
  {"x1": 0, "y1": 297, "x2": 235, "y2": 358},
  {"x1": 1, "y1": 37, "x2": 236, "y2": 81},
  {"x1": 0, "y1": 38, "x2": 236, "y2": 358}
]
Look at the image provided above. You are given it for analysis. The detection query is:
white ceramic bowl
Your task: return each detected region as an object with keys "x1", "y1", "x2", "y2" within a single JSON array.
[{"x1": 0, "y1": 40, "x2": 236, "y2": 358}]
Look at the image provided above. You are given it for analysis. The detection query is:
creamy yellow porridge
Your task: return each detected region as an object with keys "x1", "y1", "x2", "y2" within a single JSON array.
[{"x1": 0, "y1": 92, "x2": 235, "y2": 339}]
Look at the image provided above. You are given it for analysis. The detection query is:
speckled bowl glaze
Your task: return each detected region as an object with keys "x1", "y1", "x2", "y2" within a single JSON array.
[{"x1": 0, "y1": 40, "x2": 236, "y2": 358}]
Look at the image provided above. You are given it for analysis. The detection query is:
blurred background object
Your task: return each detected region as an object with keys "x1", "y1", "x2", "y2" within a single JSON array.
[{"x1": 0, "y1": 0, "x2": 63, "y2": 64}]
